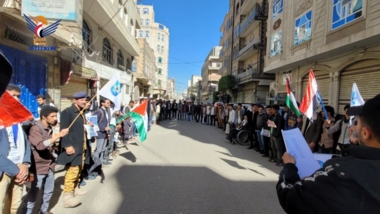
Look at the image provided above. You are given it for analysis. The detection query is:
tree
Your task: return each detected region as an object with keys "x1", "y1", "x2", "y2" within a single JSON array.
[
  {"x1": 190, "y1": 94, "x2": 196, "y2": 102},
  {"x1": 218, "y1": 75, "x2": 236, "y2": 92},
  {"x1": 212, "y1": 91, "x2": 220, "y2": 101}
]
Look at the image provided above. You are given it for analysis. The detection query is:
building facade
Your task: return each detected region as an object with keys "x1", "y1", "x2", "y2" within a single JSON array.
[
  {"x1": 201, "y1": 46, "x2": 222, "y2": 102},
  {"x1": 264, "y1": 0, "x2": 380, "y2": 113},
  {"x1": 219, "y1": 0, "x2": 275, "y2": 104},
  {"x1": 187, "y1": 75, "x2": 202, "y2": 101},
  {"x1": 0, "y1": 0, "x2": 84, "y2": 116},
  {"x1": 136, "y1": 5, "x2": 170, "y2": 98},
  {"x1": 77, "y1": 0, "x2": 140, "y2": 109},
  {"x1": 134, "y1": 38, "x2": 157, "y2": 98}
]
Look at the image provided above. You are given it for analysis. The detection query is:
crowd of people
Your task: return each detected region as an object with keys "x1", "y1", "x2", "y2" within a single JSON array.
[
  {"x1": 0, "y1": 82, "x2": 159, "y2": 213},
  {"x1": 154, "y1": 100, "x2": 358, "y2": 167}
]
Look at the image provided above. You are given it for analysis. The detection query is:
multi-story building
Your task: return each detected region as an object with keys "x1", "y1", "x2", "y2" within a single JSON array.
[
  {"x1": 134, "y1": 38, "x2": 157, "y2": 98},
  {"x1": 219, "y1": 0, "x2": 275, "y2": 104},
  {"x1": 71, "y1": 0, "x2": 140, "y2": 109},
  {"x1": 201, "y1": 46, "x2": 222, "y2": 102},
  {"x1": 187, "y1": 75, "x2": 202, "y2": 101},
  {"x1": 136, "y1": 4, "x2": 170, "y2": 98},
  {"x1": 166, "y1": 78, "x2": 175, "y2": 100},
  {"x1": 0, "y1": 0, "x2": 84, "y2": 116},
  {"x1": 219, "y1": 6, "x2": 233, "y2": 77},
  {"x1": 264, "y1": 0, "x2": 380, "y2": 113}
]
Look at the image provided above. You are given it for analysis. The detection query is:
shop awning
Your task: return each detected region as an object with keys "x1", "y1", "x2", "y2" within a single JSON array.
[{"x1": 73, "y1": 64, "x2": 97, "y2": 80}]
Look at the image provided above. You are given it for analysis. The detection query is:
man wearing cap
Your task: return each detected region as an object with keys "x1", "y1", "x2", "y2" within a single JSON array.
[
  {"x1": 57, "y1": 91, "x2": 90, "y2": 208},
  {"x1": 276, "y1": 94, "x2": 380, "y2": 213}
]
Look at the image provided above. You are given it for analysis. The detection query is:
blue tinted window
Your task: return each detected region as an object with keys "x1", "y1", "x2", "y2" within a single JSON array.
[
  {"x1": 272, "y1": 0, "x2": 283, "y2": 19},
  {"x1": 270, "y1": 30, "x2": 282, "y2": 57},
  {"x1": 332, "y1": 0, "x2": 362, "y2": 30},
  {"x1": 294, "y1": 11, "x2": 312, "y2": 46}
]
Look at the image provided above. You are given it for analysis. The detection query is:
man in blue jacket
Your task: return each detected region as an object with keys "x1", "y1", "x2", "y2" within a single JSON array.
[{"x1": 0, "y1": 84, "x2": 31, "y2": 214}]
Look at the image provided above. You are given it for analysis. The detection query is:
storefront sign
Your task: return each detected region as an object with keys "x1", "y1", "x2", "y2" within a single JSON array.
[{"x1": 22, "y1": 0, "x2": 80, "y2": 22}]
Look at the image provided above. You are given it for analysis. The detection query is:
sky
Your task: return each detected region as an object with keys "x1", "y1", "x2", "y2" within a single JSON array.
[{"x1": 139, "y1": 0, "x2": 228, "y2": 94}]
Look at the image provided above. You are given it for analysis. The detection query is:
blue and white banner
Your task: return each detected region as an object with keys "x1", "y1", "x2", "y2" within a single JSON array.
[
  {"x1": 99, "y1": 73, "x2": 122, "y2": 111},
  {"x1": 350, "y1": 83, "x2": 365, "y2": 124}
]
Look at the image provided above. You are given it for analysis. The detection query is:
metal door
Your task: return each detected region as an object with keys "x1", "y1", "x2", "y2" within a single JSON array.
[{"x1": 0, "y1": 44, "x2": 47, "y2": 118}]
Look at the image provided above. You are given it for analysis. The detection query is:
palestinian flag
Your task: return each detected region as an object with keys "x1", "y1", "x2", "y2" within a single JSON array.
[
  {"x1": 115, "y1": 100, "x2": 148, "y2": 142},
  {"x1": 299, "y1": 69, "x2": 320, "y2": 121},
  {"x1": 285, "y1": 75, "x2": 301, "y2": 116}
]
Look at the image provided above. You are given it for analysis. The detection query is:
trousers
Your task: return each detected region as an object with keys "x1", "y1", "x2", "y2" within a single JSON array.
[
  {"x1": 63, "y1": 166, "x2": 81, "y2": 193},
  {"x1": 24, "y1": 169, "x2": 54, "y2": 214},
  {"x1": 0, "y1": 174, "x2": 23, "y2": 214}
]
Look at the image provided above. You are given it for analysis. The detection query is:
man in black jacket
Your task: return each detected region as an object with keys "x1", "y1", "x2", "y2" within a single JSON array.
[
  {"x1": 58, "y1": 91, "x2": 90, "y2": 208},
  {"x1": 247, "y1": 104, "x2": 258, "y2": 150},
  {"x1": 271, "y1": 105, "x2": 285, "y2": 166},
  {"x1": 277, "y1": 94, "x2": 380, "y2": 214}
]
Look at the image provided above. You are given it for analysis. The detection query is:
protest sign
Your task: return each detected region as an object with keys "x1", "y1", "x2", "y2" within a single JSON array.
[
  {"x1": 282, "y1": 129, "x2": 320, "y2": 178},
  {"x1": 88, "y1": 115, "x2": 99, "y2": 131},
  {"x1": 84, "y1": 124, "x2": 97, "y2": 138}
]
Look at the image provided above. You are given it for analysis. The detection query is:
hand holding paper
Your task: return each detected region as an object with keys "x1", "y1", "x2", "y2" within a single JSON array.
[{"x1": 282, "y1": 128, "x2": 321, "y2": 178}]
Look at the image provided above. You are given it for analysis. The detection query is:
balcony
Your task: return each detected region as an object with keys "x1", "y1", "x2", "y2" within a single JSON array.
[
  {"x1": 208, "y1": 64, "x2": 222, "y2": 70},
  {"x1": 208, "y1": 75, "x2": 221, "y2": 82},
  {"x1": 84, "y1": 0, "x2": 139, "y2": 56},
  {"x1": 239, "y1": 5, "x2": 267, "y2": 38},
  {"x1": 240, "y1": 0, "x2": 256, "y2": 15},
  {"x1": 236, "y1": 67, "x2": 261, "y2": 85}
]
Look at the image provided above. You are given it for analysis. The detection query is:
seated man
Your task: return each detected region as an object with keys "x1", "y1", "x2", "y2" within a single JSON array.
[{"x1": 226, "y1": 115, "x2": 249, "y2": 142}]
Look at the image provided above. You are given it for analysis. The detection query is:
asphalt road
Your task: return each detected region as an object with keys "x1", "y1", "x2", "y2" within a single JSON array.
[{"x1": 47, "y1": 119, "x2": 285, "y2": 214}]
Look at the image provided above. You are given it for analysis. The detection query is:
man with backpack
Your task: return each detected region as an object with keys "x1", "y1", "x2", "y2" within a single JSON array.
[
  {"x1": 88, "y1": 99, "x2": 111, "y2": 180},
  {"x1": 23, "y1": 105, "x2": 69, "y2": 214}
]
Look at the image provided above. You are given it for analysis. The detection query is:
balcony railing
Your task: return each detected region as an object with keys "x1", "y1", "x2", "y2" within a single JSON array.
[
  {"x1": 239, "y1": 7, "x2": 257, "y2": 35},
  {"x1": 239, "y1": 38, "x2": 257, "y2": 56},
  {"x1": 236, "y1": 66, "x2": 260, "y2": 84}
]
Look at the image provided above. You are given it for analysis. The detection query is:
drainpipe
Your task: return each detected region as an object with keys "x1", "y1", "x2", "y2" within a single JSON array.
[{"x1": 230, "y1": 0, "x2": 236, "y2": 75}]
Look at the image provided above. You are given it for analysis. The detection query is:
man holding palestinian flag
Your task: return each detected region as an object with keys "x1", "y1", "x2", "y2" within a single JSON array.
[{"x1": 284, "y1": 75, "x2": 302, "y2": 131}]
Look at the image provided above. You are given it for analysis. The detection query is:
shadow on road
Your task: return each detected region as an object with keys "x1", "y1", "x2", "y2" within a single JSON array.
[
  {"x1": 79, "y1": 164, "x2": 284, "y2": 214},
  {"x1": 157, "y1": 120, "x2": 282, "y2": 175}
]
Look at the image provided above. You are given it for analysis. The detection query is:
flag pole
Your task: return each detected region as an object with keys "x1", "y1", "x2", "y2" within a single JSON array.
[
  {"x1": 68, "y1": 94, "x2": 97, "y2": 130},
  {"x1": 317, "y1": 92, "x2": 328, "y2": 120}
]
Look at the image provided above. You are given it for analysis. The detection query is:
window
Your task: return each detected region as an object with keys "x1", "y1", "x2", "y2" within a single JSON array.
[
  {"x1": 270, "y1": 30, "x2": 282, "y2": 57},
  {"x1": 158, "y1": 79, "x2": 162, "y2": 86},
  {"x1": 158, "y1": 33, "x2": 161, "y2": 40},
  {"x1": 145, "y1": 30, "x2": 150, "y2": 38},
  {"x1": 272, "y1": 0, "x2": 283, "y2": 19},
  {"x1": 158, "y1": 68, "x2": 162, "y2": 75},
  {"x1": 143, "y1": 8, "x2": 149, "y2": 14},
  {"x1": 157, "y1": 45, "x2": 160, "y2": 51},
  {"x1": 126, "y1": 58, "x2": 131, "y2": 69},
  {"x1": 139, "y1": 30, "x2": 143, "y2": 37},
  {"x1": 294, "y1": 10, "x2": 312, "y2": 46},
  {"x1": 161, "y1": 46, "x2": 164, "y2": 53},
  {"x1": 123, "y1": 8, "x2": 128, "y2": 23},
  {"x1": 162, "y1": 34, "x2": 164, "y2": 41},
  {"x1": 102, "y1": 38, "x2": 113, "y2": 64},
  {"x1": 332, "y1": 0, "x2": 363, "y2": 30},
  {"x1": 159, "y1": 24, "x2": 164, "y2": 30},
  {"x1": 145, "y1": 19, "x2": 150, "y2": 26},
  {"x1": 158, "y1": 57, "x2": 163, "y2": 64},
  {"x1": 82, "y1": 20, "x2": 92, "y2": 53},
  {"x1": 117, "y1": 50, "x2": 124, "y2": 69}
]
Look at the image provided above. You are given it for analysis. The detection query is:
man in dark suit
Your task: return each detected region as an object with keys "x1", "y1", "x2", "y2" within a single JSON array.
[
  {"x1": 247, "y1": 104, "x2": 258, "y2": 149},
  {"x1": 271, "y1": 105, "x2": 285, "y2": 166},
  {"x1": 58, "y1": 91, "x2": 90, "y2": 208}
]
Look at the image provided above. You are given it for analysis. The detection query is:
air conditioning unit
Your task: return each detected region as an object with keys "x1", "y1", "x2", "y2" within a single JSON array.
[{"x1": 118, "y1": 65, "x2": 126, "y2": 71}]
